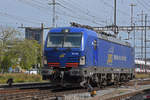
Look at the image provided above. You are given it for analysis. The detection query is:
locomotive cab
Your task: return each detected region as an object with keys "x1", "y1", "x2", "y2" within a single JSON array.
[{"x1": 42, "y1": 28, "x2": 87, "y2": 83}]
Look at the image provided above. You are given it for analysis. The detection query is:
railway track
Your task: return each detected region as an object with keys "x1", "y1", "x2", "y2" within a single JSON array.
[
  {"x1": 0, "y1": 82, "x2": 53, "y2": 90},
  {"x1": 1, "y1": 79, "x2": 150, "y2": 100},
  {"x1": 89, "y1": 79, "x2": 150, "y2": 100},
  {"x1": 0, "y1": 87, "x2": 88, "y2": 100}
]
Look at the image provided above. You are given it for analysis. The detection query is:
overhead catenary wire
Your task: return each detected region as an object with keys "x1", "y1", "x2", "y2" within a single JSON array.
[
  {"x1": 136, "y1": 0, "x2": 149, "y2": 12},
  {"x1": 48, "y1": 0, "x2": 105, "y2": 26},
  {"x1": 58, "y1": 0, "x2": 88, "y2": 14},
  {"x1": 56, "y1": 8, "x2": 103, "y2": 26},
  {"x1": 31, "y1": 0, "x2": 49, "y2": 6},
  {"x1": 142, "y1": 0, "x2": 150, "y2": 7},
  {"x1": 140, "y1": 0, "x2": 150, "y2": 10},
  {"x1": 57, "y1": 0, "x2": 106, "y2": 23},
  {"x1": 16, "y1": 0, "x2": 52, "y2": 12},
  {"x1": 52, "y1": 8, "x2": 103, "y2": 26},
  {"x1": 69, "y1": 0, "x2": 105, "y2": 19},
  {"x1": 17, "y1": 0, "x2": 131, "y2": 26},
  {"x1": 0, "y1": 11, "x2": 41, "y2": 25},
  {"x1": 0, "y1": 20, "x2": 18, "y2": 25},
  {"x1": 14, "y1": 0, "x2": 57, "y2": 23},
  {"x1": 57, "y1": 4, "x2": 106, "y2": 24},
  {"x1": 101, "y1": 0, "x2": 130, "y2": 17},
  {"x1": 52, "y1": 0, "x2": 106, "y2": 25},
  {"x1": 3, "y1": 0, "x2": 149, "y2": 29},
  {"x1": 16, "y1": 0, "x2": 105, "y2": 26}
]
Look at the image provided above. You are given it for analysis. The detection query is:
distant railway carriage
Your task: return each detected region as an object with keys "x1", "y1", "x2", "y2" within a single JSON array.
[
  {"x1": 135, "y1": 59, "x2": 150, "y2": 73},
  {"x1": 41, "y1": 26, "x2": 135, "y2": 87}
]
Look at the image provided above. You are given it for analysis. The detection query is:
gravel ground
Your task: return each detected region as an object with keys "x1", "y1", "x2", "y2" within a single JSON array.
[{"x1": 64, "y1": 85, "x2": 150, "y2": 100}]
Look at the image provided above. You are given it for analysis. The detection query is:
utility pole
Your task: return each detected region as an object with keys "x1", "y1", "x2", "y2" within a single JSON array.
[
  {"x1": 145, "y1": 14, "x2": 147, "y2": 68},
  {"x1": 130, "y1": 4, "x2": 136, "y2": 26},
  {"x1": 114, "y1": 0, "x2": 117, "y2": 35},
  {"x1": 133, "y1": 23, "x2": 136, "y2": 59},
  {"x1": 52, "y1": 0, "x2": 55, "y2": 27},
  {"x1": 141, "y1": 11, "x2": 144, "y2": 60},
  {"x1": 48, "y1": 0, "x2": 59, "y2": 27},
  {"x1": 137, "y1": 11, "x2": 144, "y2": 59},
  {"x1": 41, "y1": 23, "x2": 44, "y2": 67}
]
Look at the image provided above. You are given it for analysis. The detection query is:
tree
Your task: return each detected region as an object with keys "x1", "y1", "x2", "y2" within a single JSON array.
[
  {"x1": 0, "y1": 26, "x2": 20, "y2": 73},
  {"x1": 1, "y1": 55, "x2": 12, "y2": 72},
  {"x1": 11, "y1": 39, "x2": 41, "y2": 70},
  {"x1": 0, "y1": 26, "x2": 41, "y2": 72}
]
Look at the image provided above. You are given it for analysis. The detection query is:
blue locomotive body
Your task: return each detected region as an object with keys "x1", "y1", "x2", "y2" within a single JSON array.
[
  {"x1": 96, "y1": 39, "x2": 134, "y2": 68},
  {"x1": 42, "y1": 27, "x2": 134, "y2": 86}
]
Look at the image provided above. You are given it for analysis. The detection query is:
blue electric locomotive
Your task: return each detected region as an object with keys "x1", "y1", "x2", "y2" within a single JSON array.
[{"x1": 42, "y1": 26, "x2": 135, "y2": 86}]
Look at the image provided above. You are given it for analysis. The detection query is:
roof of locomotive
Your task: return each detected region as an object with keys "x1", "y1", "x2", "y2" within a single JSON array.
[
  {"x1": 49, "y1": 27, "x2": 131, "y2": 47},
  {"x1": 49, "y1": 27, "x2": 88, "y2": 33}
]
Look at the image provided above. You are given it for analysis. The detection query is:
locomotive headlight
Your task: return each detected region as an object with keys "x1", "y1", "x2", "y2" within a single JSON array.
[
  {"x1": 79, "y1": 56, "x2": 85, "y2": 65},
  {"x1": 44, "y1": 56, "x2": 47, "y2": 65}
]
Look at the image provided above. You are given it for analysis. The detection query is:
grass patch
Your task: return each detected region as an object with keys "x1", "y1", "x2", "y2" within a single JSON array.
[
  {"x1": 135, "y1": 73, "x2": 150, "y2": 79},
  {"x1": 0, "y1": 73, "x2": 44, "y2": 84}
]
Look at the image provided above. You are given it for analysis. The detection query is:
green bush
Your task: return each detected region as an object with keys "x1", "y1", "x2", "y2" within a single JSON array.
[{"x1": 0, "y1": 73, "x2": 43, "y2": 84}]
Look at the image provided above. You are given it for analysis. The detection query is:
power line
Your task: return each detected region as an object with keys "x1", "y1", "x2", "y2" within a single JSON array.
[
  {"x1": 0, "y1": 11, "x2": 41, "y2": 25},
  {"x1": 136, "y1": 0, "x2": 149, "y2": 12},
  {"x1": 17, "y1": 0, "x2": 51, "y2": 12},
  {"x1": 51, "y1": 9, "x2": 102, "y2": 26},
  {"x1": 144, "y1": 14, "x2": 147, "y2": 65},
  {"x1": 17, "y1": 0, "x2": 104, "y2": 26},
  {"x1": 31, "y1": 0, "x2": 48, "y2": 6},
  {"x1": 58, "y1": 4, "x2": 105, "y2": 24},
  {"x1": 68, "y1": 0, "x2": 94, "y2": 15},
  {"x1": 142, "y1": 0, "x2": 150, "y2": 10},
  {"x1": 69, "y1": 0, "x2": 105, "y2": 19},
  {"x1": 101, "y1": 0, "x2": 130, "y2": 17},
  {"x1": 47, "y1": 0, "x2": 104, "y2": 26},
  {"x1": 0, "y1": 20, "x2": 18, "y2": 25},
  {"x1": 56, "y1": 9, "x2": 103, "y2": 26},
  {"x1": 57, "y1": 0, "x2": 106, "y2": 24},
  {"x1": 15, "y1": 0, "x2": 56, "y2": 22}
]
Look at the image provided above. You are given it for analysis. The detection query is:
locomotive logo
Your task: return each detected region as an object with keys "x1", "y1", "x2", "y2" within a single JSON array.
[
  {"x1": 107, "y1": 46, "x2": 127, "y2": 65},
  {"x1": 107, "y1": 54, "x2": 113, "y2": 65},
  {"x1": 59, "y1": 53, "x2": 65, "y2": 58},
  {"x1": 107, "y1": 46, "x2": 114, "y2": 65}
]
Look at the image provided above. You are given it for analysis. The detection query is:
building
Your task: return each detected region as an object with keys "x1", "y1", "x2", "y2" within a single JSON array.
[{"x1": 25, "y1": 28, "x2": 42, "y2": 44}]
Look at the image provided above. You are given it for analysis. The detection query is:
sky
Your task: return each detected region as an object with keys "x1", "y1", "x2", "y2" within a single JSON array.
[
  {"x1": 0, "y1": 0, "x2": 150, "y2": 59},
  {"x1": 0, "y1": 0, "x2": 140, "y2": 27}
]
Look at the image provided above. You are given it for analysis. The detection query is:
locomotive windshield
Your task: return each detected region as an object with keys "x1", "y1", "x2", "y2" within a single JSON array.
[{"x1": 47, "y1": 33, "x2": 82, "y2": 48}]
